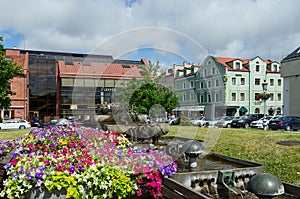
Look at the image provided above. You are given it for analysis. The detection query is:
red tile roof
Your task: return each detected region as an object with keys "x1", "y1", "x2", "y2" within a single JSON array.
[
  {"x1": 58, "y1": 61, "x2": 146, "y2": 80},
  {"x1": 214, "y1": 57, "x2": 250, "y2": 72}
]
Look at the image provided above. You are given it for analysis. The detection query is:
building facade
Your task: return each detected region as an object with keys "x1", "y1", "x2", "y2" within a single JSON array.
[
  {"x1": 174, "y1": 55, "x2": 283, "y2": 119},
  {"x1": 4, "y1": 49, "x2": 147, "y2": 122},
  {"x1": 281, "y1": 47, "x2": 300, "y2": 116}
]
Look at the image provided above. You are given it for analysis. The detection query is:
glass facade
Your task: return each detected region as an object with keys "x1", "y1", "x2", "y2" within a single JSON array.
[
  {"x1": 21, "y1": 50, "x2": 145, "y2": 120},
  {"x1": 28, "y1": 54, "x2": 56, "y2": 119}
]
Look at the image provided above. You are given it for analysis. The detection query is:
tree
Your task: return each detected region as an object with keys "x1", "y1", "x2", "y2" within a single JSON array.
[
  {"x1": 114, "y1": 60, "x2": 178, "y2": 114},
  {"x1": 129, "y1": 82, "x2": 178, "y2": 114},
  {"x1": 0, "y1": 37, "x2": 22, "y2": 109}
]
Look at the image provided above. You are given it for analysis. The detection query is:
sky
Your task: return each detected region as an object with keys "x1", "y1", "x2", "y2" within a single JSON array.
[{"x1": 1, "y1": 0, "x2": 300, "y2": 68}]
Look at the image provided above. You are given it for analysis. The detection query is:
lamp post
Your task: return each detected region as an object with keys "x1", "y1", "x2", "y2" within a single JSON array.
[{"x1": 262, "y1": 82, "x2": 268, "y2": 117}]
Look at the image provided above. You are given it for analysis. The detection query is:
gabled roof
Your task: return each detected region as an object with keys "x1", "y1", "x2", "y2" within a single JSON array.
[
  {"x1": 213, "y1": 56, "x2": 278, "y2": 72},
  {"x1": 214, "y1": 57, "x2": 250, "y2": 71}
]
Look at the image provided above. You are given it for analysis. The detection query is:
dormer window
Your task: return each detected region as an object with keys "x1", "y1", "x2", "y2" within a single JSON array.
[
  {"x1": 255, "y1": 61, "x2": 260, "y2": 72},
  {"x1": 271, "y1": 64, "x2": 279, "y2": 72},
  {"x1": 233, "y1": 61, "x2": 242, "y2": 70}
]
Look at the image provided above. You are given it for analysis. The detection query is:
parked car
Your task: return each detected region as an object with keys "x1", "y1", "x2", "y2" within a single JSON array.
[
  {"x1": 250, "y1": 116, "x2": 279, "y2": 130},
  {"x1": 268, "y1": 116, "x2": 300, "y2": 131},
  {"x1": 190, "y1": 116, "x2": 208, "y2": 127},
  {"x1": 169, "y1": 117, "x2": 180, "y2": 125},
  {"x1": 41, "y1": 119, "x2": 59, "y2": 127},
  {"x1": 30, "y1": 117, "x2": 43, "y2": 127},
  {"x1": 0, "y1": 119, "x2": 31, "y2": 130},
  {"x1": 232, "y1": 114, "x2": 264, "y2": 128},
  {"x1": 207, "y1": 116, "x2": 227, "y2": 127},
  {"x1": 215, "y1": 116, "x2": 238, "y2": 128}
]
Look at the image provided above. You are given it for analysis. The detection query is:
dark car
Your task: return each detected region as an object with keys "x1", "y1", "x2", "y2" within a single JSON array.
[
  {"x1": 268, "y1": 116, "x2": 300, "y2": 131},
  {"x1": 30, "y1": 117, "x2": 43, "y2": 127},
  {"x1": 233, "y1": 114, "x2": 264, "y2": 128}
]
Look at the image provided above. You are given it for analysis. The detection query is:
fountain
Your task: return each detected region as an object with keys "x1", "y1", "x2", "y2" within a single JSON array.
[
  {"x1": 90, "y1": 104, "x2": 300, "y2": 198},
  {"x1": 148, "y1": 136, "x2": 300, "y2": 199}
]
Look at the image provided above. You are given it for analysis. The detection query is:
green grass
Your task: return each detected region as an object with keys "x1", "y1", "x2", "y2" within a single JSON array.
[
  {"x1": 0, "y1": 129, "x2": 30, "y2": 140},
  {"x1": 1, "y1": 126, "x2": 299, "y2": 186},
  {"x1": 167, "y1": 126, "x2": 300, "y2": 186}
]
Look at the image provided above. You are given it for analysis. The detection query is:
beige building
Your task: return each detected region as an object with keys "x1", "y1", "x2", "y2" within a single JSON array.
[{"x1": 281, "y1": 47, "x2": 300, "y2": 116}]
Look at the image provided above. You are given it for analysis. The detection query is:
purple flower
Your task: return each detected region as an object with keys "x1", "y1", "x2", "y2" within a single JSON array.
[
  {"x1": 27, "y1": 174, "x2": 34, "y2": 180},
  {"x1": 35, "y1": 179, "x2": 42, "y2": 187},
  {"x1": 70, "y1": 165, "x2": 76, "y2": 172}
]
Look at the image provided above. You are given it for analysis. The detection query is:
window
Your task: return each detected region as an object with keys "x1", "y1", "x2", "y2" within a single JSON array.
[
  {"x1": 270, "y1": 93, "x2": 274, "y2": 101},
  {"x1": 240, "y1": 93, "x2": 245, "y2": 101},
  {"x1": 236, "y1": 62, "x2": 241, "y2": 70},
  {"x1": 278, "y1": 79, "x2": 282, "y2": 86},
  {"x1": 215, "y1": 79, "x2": 219, "y2": 87},
  {"x1": 255, "y1": 93, "x2": 260, "y2": 101},
  {"x1": 61, "y1": 78, "x2": 74, "y2": 86},
  {"x1": 183, "y1": 82, "x2": 186, "y2": 89},
  {"x1": 5, "y1": 57, "x2": 13, "y2": 61},
  {"x1": 215, "y1": 93, "x2": 219, "y2": 102},
  {"x1": 200, "y1": 82, "x2": 204, "y2": 89},
  {"x1": 212, "y1": 67, "x2": 216, "y2": 74},
  {"x1": 176, "y1": 83, "x2": 179, "y2": 90},
  {"x1": 208, "y1": 80, "x2": 212, "y2": 88},
  {"x1": 232, "y1": 77, "x2": 236, "y2": 85},
  {"x1": 204, "y1": 69, "x2": 207, "y2": 76},
  {"x1": 241, "y1": 78, "x2": 245, "y2": 85},
  {"x1": 190, "y1": 80, "x2": 194, "y2": 88},
  {"x1": 255, "y1": 78, "x2": 260, "y2": 85},
  {"x1": 183, "y1": 93, "x2": 186, "y2": 101},
  {"x1": 234, "y1": 61, "x2": 242, "y2": 70},
  {"x1": 200, "y1": 94, "x2": 204, "y2": 103},
  {"x1": 105, "y1": 79, "x2": 114, "y2": 87},
  {"x1": 255, "y1": 61, "x2": 260, "y2": 72},
  {"x1": 272, "y1": 64, "x2": 278, "y2": 72},
  {"x1": 208, "y1": 94, "x2": 211, "y2": 102},
  {"x1": 190, "y1": 92, "x2": 195, "y2": 101},
  {"x1": 270, "y1": 79, "x2": 274, "y2": 86},
  {"x1": 85, "y1": 79, "x2": 95, "y2": 87},
  {"x1": 231, "y1": 93, "x2": 237, "y2": 101},
  {"x1": 277, "y1": 93, "x2": 282, "y2": 101}
]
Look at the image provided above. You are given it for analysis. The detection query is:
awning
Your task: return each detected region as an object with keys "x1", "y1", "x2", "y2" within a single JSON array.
[
  {"x1": 173, "y1": 106, "x2": 205, "y2": 112},
  {"x1": 239, "y1": 106, "x2": 248, "y2": 113}
]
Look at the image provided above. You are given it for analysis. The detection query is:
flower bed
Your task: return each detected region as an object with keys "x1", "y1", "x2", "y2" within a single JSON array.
[{"x1": 0, "y1": 125, "x2": 177, "y2": 199}]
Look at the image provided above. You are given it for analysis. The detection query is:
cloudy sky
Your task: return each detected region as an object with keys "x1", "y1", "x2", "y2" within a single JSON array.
[{"x1": 1, "y1": 0, "x2": 299, "y2": 67}]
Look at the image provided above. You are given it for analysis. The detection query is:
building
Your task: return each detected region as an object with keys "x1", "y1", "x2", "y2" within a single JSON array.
[
  {"x1": 4, "y1": 49, "x2": 147, "y2": 122},
  {"x1": 174, "y1": 55, "x2": 283, "y2": 119},
  {"x1": 281, "y1": 46, "x2": 300, "y2": 116},
  {"x1": 1, "y1": 50, "x2": 29, "y2": 120}
]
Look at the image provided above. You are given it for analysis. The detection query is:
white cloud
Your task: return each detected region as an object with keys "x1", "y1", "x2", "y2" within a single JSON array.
[{"x1": 1, "y1": 0, "x2": 300, "y2": 63}]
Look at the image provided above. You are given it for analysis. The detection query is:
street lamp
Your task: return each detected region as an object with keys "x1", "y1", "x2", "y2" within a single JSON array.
[{"x1": 262, "y1": 82, "x2": 268, "y2": 117}]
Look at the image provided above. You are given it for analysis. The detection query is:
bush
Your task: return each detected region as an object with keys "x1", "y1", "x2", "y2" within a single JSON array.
[{"x1": 179, "y1": 117, "x2": 193, "y2": 126}]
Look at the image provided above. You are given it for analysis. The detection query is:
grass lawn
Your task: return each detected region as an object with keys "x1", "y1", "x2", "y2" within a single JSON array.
[
  {"x1": 1, "y1": 126, "x2": 299, "y2": 186},
  {"x1": 167, "y1": 126, "x2": 300, "y2": 186}
]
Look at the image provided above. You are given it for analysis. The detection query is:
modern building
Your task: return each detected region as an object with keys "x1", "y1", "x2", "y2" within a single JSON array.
[
  {"x1": 3, "y1": 49, "x2": 147, "y2": 122},
  {"x1": 281, "y1": 46, "x2": 300, "y2": 116},
  {"x1": 174, "y1": 55, "x2": 283, "y2": 119}
]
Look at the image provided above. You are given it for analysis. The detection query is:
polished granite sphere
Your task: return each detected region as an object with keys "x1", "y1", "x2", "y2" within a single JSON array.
[{"x1": 247, "y1": 173, "x2": 284, "y2": 198}]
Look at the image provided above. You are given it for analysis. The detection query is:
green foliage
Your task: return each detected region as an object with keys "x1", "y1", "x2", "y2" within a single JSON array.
[
  {"x1": 178, "y1": 117, "x2": 193, "y2": 126},
  {"x1": 115, "y1": 60, "x2": 178, "y2": 114},
  {"x1": 0, "y1": 37, "x2": 23, "y2": 109},
  {"x1": 129, "y1": 82, "x2": 178, "y2": 114}
]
